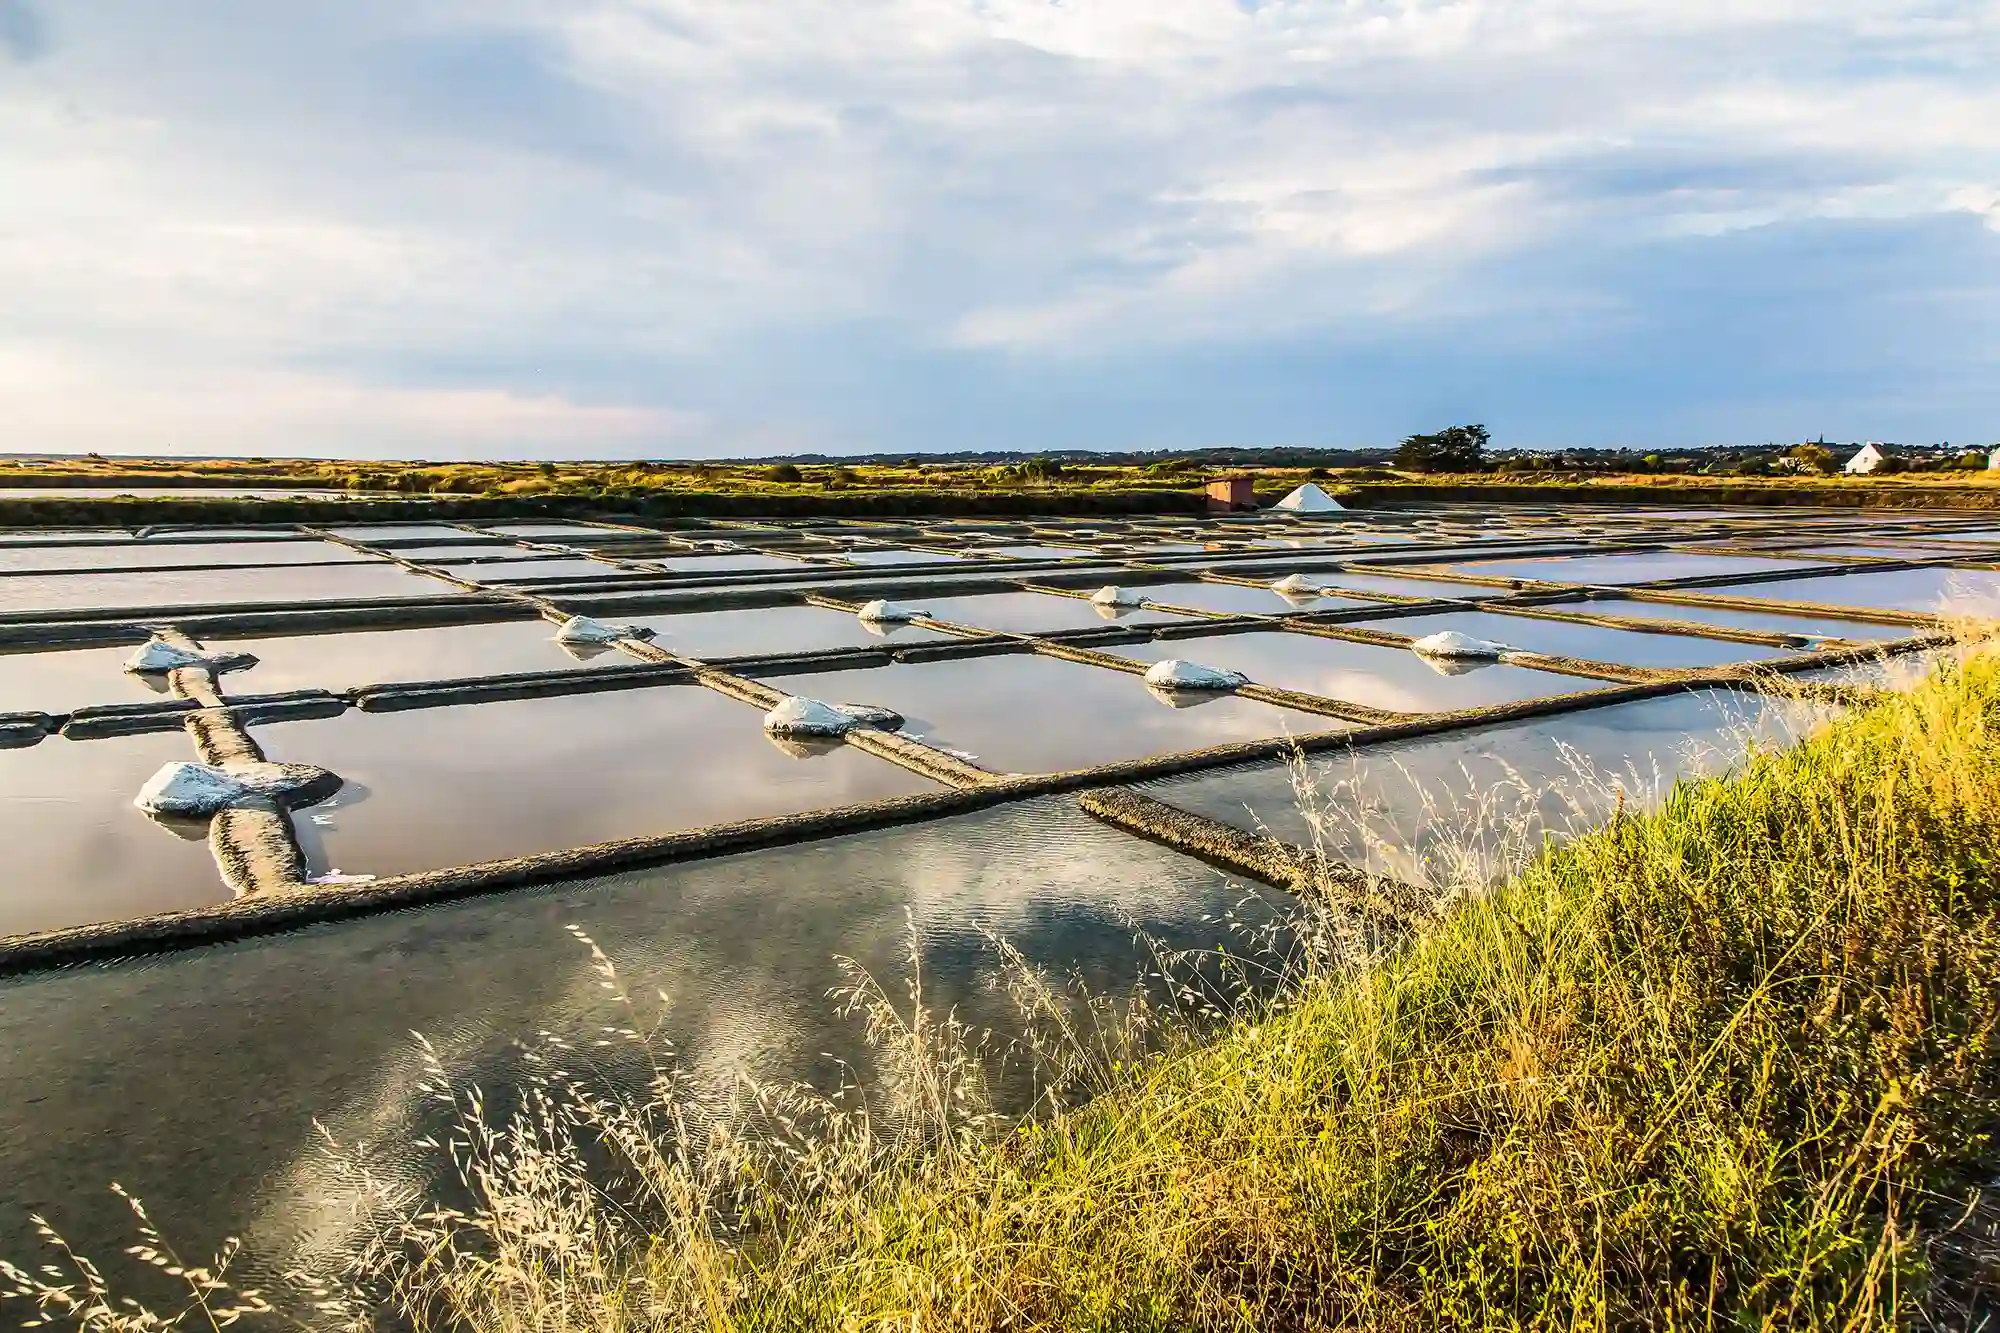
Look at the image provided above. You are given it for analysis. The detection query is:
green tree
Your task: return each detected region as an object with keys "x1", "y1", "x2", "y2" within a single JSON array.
[
  {"x1": 1788, "y1": 443, "x2": 1835, "y2": 475},
  {"x1": 1396, "y1": 424, "x2": 1490, "y2": 473},
  {"x1": 767, "y1": 463, "x2": 803, "y2": 483}
]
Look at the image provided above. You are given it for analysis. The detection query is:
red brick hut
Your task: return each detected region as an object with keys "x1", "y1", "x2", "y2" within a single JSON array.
[{"x1": 1205, "y1": 475, "x2": 1257, "y2": 512}]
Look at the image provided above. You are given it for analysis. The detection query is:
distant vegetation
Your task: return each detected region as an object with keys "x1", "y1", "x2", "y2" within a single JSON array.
[
  {"x1": 1, "y1": 436, "x2": 1997, "y2": 525},
  {"x1": 1395, "y1": 422, "x2": 1490, "y2": 473}
]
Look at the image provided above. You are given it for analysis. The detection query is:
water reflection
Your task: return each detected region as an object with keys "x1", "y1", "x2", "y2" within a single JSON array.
[
  {"x1": 0, "y1": 799, "x2": 1271, "y2": 1311},
  {"x1": 253, "y1": 688, "x2": 938, "y2": 877}
]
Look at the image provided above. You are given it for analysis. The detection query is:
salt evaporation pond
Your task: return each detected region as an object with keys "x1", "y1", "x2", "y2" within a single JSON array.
[
  {"x1": 0, "y1": 499, "x2": 1971, "y2": 1321},
  {"x1": 257, "y1": 686, "x2": 940, "y2": 877},
  {"x1": 0, "y1": 730, "x2": 229, "y2": 936},
  {"x1": 0, "y1": 797, "x2": 1277, "y2": 1304}
]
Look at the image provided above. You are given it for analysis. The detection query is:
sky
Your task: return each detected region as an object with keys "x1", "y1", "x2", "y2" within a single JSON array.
[{"x1": 2, "y1": 0, "x2": 1997, "y2": 460}]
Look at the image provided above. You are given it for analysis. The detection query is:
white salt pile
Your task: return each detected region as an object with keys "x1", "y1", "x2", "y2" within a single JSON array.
[
  {"x1": 1091, "y1": 586, "x2": 1148, "y2": 607},
  {"x1": 1269, "y1": 573, "x2": 1323, "y2": 595},
  {"x1": 133, "y1": 760, "x2": 337, "y2": 817},
  {"x1": 1143, "y1": 659, "x2": 1249, "y2": 690},
  {"x1": 1409, "y1": 630, "x2": 1509, "y2": 659},
  {"x1": 553, "y1": 615, "x2": 650, "y2": 646},
  {"x1": 1271, "y1": 483, "x2": 1345, "y2": 513},
  {"x1": 762, "y1": 696, "x2": 906, "y2": 737},
  {"x1": 122, "y1": 637, "x2": 255, "y2": 675},
  {"x1": 857, "y1": 600, "x2": 929, "y2": 623}
]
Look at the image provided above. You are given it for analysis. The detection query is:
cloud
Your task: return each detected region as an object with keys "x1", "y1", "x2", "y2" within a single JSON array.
[
  {"x1": 0, "y1": 0, "x2": 47, "y2": 62},
  {"x1": 0, "y1": 345, "x2": 700, "y2": 459},
  {"x1": 0, "y1": 0, "x2": 1996, "y2": 455}
]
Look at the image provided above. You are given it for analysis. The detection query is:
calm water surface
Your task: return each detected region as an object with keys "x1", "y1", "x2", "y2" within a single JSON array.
[
  {"x1": 0, "y1": 729, "x2": 226, "y2": 936},
  {"x1": 0, "y1": 799, "x2": 1267, "y2": 1309},
  {"x1": 256, "y1": 686, "x2": 940, "y2": 877}
]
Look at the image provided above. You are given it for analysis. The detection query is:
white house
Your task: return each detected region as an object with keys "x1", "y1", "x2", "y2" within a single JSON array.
[
  {"x1": 1987, "y1": 448, "x2": 2000, "y2": 472},
  {"x1": 1844, "y1": 442, "x2": 1887, "y2": 475}
]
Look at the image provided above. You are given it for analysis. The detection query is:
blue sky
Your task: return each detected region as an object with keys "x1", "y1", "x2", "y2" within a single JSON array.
[{"x1": 2, "y1": 0, "x2": 1996, "y2": 459}]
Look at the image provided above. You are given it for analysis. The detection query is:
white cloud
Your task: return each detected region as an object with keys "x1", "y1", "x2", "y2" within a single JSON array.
[
  {"x1": 0, "y1": 0, "x2": 1995, "y2": 453},
  {"x1": 0, "y1": 345, "x2": 695, "y2": 457}
]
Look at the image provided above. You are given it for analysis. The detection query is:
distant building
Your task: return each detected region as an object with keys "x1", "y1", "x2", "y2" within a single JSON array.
[
  {"x1": 1844, "y1": 442, "x2": 1888, "y2": 475},
  {"x1": 1988, "y1": 448, "x2": 2000, "y2": 472},
  {"x1": 1205, "y1": 476, "x2": 1257, "y2": 512}
]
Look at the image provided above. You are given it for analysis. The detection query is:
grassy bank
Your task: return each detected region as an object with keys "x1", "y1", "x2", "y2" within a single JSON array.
[{"x1": 351, "y1": 656, "x2": 2000, "y2": 1333}]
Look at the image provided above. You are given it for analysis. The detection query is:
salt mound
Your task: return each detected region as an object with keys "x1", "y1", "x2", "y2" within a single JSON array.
[
  {"x1": 1269, "y1": 573, "x2": 1323, "y2": 595},
  {"x1": 762, "y1": 697, "x2": 904, "y2": 737},
  {"x1": 122, "y1": 637, "x2": 255, "y2": 676},
  {"x1": 135, "y1": 763, "x2": 248, "y2": 816},
  {"x1": 764, "y1": 696, "x2": 855, "y2": 737},
  {"x1": 858, "y1": 599, "x2": 929, "y2": 623},
  {"x1": 1091, "y1": 586, "x2": 1147, "y2": 607},
  {"x1": 1271, "y1": 483, "x2": 1345, "y2": 513},
  {"x1": 1410, "y1": 630, "x2": 1509, "y2": 660},
  {"x1": 134, "y1": 760, "x2": 339, "y2": 817},
  {"x1": 554, "y1": 615, "x2": 648, "y2": 646},
  {"x1": 1144, "y1": 659, "x2": 1249, "y2": 690}
]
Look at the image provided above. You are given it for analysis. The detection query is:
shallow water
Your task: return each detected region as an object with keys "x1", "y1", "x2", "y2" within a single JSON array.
[
  {"x1": 1104, "y1": 632, "x2": 1605, "y2": 713},
  {"x1": 0, "y1": 729, "x2": 226, "y2": 937},
  {"x1": 911, "y1": 590, "x2": 1196, "y2": 634},
  {"x1": 1142, "y1": 689, "x2": 1834, "y2": 882},
  {"x1": 457, "y1": 556, "x2": 654, "y2": 582},
  {"x1": 0, "y1": 563, "x2": 457, "y2": 612},
  {"x1": 1450, "y1": 552, "x2": 1817, "y2": 585},
  {"x1": 1353, "y1": 610, "x2": 1791, "y2": 669},
  {"x1": 0, "y1": 540, "x2": 366, "y2": 573},
  {"x1": 1702, "y1": 567, "x2": 2000, "y2": 615},
  {"x1": 653, "y1": 552, "x2": 817, "y2": 573},
  {"x1": 0, "y1": 634, "x2": 190, "y2": 715},
  {"x1": 1299, "y1": 570, "x2": 1510, "y2": 601},
  {"x1": 1577, "y1": 596, "x2": 1915, "y2": 641},
  {"x1": 630, "y1": 604, "x2": 955, "y2": 658},
  {"x1": 1136, "y1": 580, "x2": 1377, "y2": 616},
  {"x1": 207, "y1": 619, "x2": 648, "y2": 694},
  {"x1": 765, "y1": 652, "x2": 1340, "y2": 772},
  {"x1": 0, "y1": 796, "x2": 1264, "y2": 1309},
  {"x1": 1789, "y1": 545, "x2": 1984, "y2": 561},
  {"x1": 255, "y1": 686, "x2": 940, "y2": 877},
  {"x1": 381, "y1": 543, "x2": 546, "y2": 563}
]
